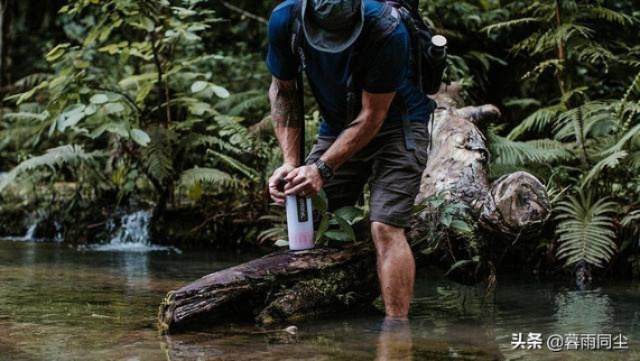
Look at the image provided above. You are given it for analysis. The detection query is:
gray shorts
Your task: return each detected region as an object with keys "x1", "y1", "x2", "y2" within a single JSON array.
[{"x1": 307, "y1": 122, "x2": 428, "y2": 228}]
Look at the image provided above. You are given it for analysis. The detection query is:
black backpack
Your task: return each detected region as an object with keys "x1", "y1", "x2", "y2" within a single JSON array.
[{"x1": 289, "y1": 0, "x2": 444, "y2": 150}]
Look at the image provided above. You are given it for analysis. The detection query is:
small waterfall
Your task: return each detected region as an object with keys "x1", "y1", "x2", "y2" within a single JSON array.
[
  {"x1": 1, "y1": 223, "x2": 38, "y2": 242},
  {"x1": 90, "y1": 210, "x2": 179, "y2": 252}
]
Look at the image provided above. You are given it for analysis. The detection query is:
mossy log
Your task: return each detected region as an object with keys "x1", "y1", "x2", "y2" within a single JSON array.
[{"x1": 158, "y1": 84, "x2": 551, "y2": 333}]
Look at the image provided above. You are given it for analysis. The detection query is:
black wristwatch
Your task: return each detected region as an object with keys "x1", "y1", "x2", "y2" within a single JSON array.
[{"x1": 314, "y1": 159, "x2": 334, "y2": 182}]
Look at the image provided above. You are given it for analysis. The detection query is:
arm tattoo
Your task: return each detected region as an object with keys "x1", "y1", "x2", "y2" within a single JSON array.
[{"x1": 270, "y1": 79, "x2": 302, "y2": 128}]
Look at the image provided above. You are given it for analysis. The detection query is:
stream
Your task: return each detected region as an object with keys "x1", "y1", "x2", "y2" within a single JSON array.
[{"x1": 0, "y1": 220, "x2": 638, "y2": 360}]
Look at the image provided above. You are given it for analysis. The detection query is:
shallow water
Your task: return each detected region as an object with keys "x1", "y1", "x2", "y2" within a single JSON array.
[{"x1": 0, "y1": 240, "x2": 638, "y2": 361}]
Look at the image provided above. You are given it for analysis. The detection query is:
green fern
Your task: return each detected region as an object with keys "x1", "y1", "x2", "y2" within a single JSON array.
[
  {"x1": 629, "y1": 151, "x2": 640, "y2": 170},
  {"x1": 140, "y1": 128, "x2": 176, "y2": 185},
  {"x1": 215, "y1": 89, "x2": 269, "y2": 116},
  {"x1": 580, "y1": 151, "x2": 628, "y2": 188},
  {"x1": 584, "y1": 6, "x2": 638, "y2": 26},
  {"x1": 178, "y1": 167, "x2": 239, "y2": 189},
  {"x1": 508, "y1": 104, "x2": 565, "y2": 140},
  {"x1": 621, "y1": 210, "x2": 640, "y2": 229},
  {"x1": 258, "y1": 208, "x2": 287, "y2": 244},
  {"x1": 554, "y1": 101, "x2": 618, "y2": 141},
  {"x1": 555, "y1": 191, "x2": 618, "y2": 268},
  {"x1": 207, "y1": 149, "x2": 259, "y2": 180},
  {"x1": 2, "y1": 111, "x2": 50, "y2": 122},
  {"x1": 191, "y1": 135, "x2": 244, "y2": 155},
  {"x1": 482, "y1": 17, "x2": 541, "y2": 34},
  {"x1": 13, "y1": 73, "x2": 51, "y2": 90},
  {"x1": 488, "y1": 129, "x2": 572, "y2": 166},
  {"x1": 0, "y1": 145, "x2": 99, "y2": 192}
]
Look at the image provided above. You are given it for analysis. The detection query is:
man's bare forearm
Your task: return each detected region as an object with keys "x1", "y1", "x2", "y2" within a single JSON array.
[
  {"x1": 320, "y1": 91, "x2": 396, "y2": 170},
  {"x1": 320, "y1": 109, "x2": 384, "y2": 169},
  {"x1": 269, "y1": 77, "x2": 302, "y2": 166}
]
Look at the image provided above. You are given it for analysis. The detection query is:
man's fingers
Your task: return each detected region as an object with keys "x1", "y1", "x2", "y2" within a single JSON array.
[
  {"x1": 271, "y1": 196, "x2": 285, "y2": 205},
  {"x1": 285, "y1": 181, "x2": 310, "y2": 196},
  {"x1": 269, "y1": 187, "x2": 286, "y2": 203},
  {"x1": 284, "y1": 172, "x2": 307, "y2": 190},
  {"x1": 284, "y1": 168, "x2": 300, "y2": 182}
]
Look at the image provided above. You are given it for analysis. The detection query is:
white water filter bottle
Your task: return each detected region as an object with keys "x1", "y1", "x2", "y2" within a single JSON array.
[{"x1": 285, "y1": 194, "x2": 315, "y2": 250}]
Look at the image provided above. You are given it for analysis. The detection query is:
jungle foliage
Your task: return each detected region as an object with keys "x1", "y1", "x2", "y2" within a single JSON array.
[{"x1": 0, "y1": 0, "x2": 639, "y2": 277}]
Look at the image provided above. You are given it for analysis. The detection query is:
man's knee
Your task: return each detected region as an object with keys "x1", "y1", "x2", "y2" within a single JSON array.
[{"x1": 371, "y1": 221, "x2": 406, "y2": 252}]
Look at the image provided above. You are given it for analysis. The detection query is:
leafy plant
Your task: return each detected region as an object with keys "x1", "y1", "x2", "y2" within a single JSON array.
[
  {"x1": 0, "y1": 0, "x2": 273, "y2": 234},
  {"x1": 556, "y1": 190, "x2": 618, "y2": 268},
  {"x1": 259, "y1": 190, "x2": 366, "y2": 247},
  {"x1": 479, "y1": 0, "x2": 639, "y2": 271},
  {"x1": 0, "y1": 145, "x2": 101, "y2": 192},
  {"x1": 412, "y1": 191, "x2": 474, "y2": 234}
]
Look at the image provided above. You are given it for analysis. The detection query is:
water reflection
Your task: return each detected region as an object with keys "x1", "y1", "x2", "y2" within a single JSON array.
[
  {"x1": 554, "y1": 289, "x2": 614, "y2": 334},
  {"x1": 1, "y1": 241, "x2": 639, "y2": 361},
  {"x1": 375, "y1": 318, "x2": 413, "y2": 361},
  {"x1": 117, "y1": 251, "x2": 151, "y2": 290}
]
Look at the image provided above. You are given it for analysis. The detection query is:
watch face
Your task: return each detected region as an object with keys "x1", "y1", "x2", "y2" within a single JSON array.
[{"x1": 316, "y1": 161, "x2": 333, "y2": 179}]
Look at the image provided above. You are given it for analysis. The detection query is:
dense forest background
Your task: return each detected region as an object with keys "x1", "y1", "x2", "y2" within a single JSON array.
[{"x1": 0, "y1": 0, "x2": 638, "y2": 279}]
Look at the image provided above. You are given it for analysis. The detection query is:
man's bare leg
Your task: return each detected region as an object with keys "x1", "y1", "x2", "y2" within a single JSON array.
[{"x1": 371, "y1": 221, "x2": 416, "y2": 318}]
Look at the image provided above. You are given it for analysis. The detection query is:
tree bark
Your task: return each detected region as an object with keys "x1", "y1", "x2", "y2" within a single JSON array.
[{"x1": 158, "y1": 84, "x2": 551, "y2": 333}]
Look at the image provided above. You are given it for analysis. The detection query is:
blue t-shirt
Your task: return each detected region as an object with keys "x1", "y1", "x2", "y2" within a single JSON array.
[{"x1": 266, "y1": 0, "x2": 429, "y2": 137}]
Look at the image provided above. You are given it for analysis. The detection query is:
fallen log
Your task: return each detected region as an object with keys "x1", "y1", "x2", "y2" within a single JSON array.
[{"x1": 158, "y1": 84, "x2": 551, "y2": 333}]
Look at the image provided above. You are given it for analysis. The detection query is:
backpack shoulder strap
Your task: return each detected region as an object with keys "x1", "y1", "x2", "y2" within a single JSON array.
[
  {"x1": 289, "y1": 0, "x2": 306, "y2": 71},
  {"x1": 356, "y1": 3, "x2": 400, "y2": 58},
  {"x1": 345, "y1": 3, "x2": 401, "y2": 126}
]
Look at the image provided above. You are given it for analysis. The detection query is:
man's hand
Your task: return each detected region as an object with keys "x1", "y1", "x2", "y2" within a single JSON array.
[
  {"x1": 268, "y1": 163, "x2": 296, "y2": 204},
  {"x1": 284, "y1": 164, "x2": 324, "y2": 198}
]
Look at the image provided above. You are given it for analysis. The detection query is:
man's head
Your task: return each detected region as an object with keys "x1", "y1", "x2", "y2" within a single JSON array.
[{"x1": 302, "y1": 0, "x2": 365, "y2": 53}]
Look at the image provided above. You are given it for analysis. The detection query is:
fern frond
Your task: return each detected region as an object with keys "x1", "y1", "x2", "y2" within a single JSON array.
[
  {"x1": 574, "y1": 43, "x2": 616, "y2": 69},
  {"x1": 554, "y1": 101, "x2": 616, "y2": 140},
  {"x1": 212, "y1": 115, "x2": 255, "y2": 152},
  {"x1": 488, "y1": 130, "x2": 571, "y2": 166},
  {"x1": 629, "y1": 151, "x2": 640, "y2": 171},
  {"x1": 466, "y1": 51, "x2": 507, "y2": 71},
  {"x1": 207, "y1": 149, "x2": 259, "y2": 180},
  {"x1": 600, "y1": 123, "x2": 640, "y2": 157},
  {"x1": 0, "y1": 145, "x2": 98, "y2": 191},
  {"x1": 140, "y1": 128, "x2": 176, "y2": 184},
  {"x1": 621, "y1": 210, "x2": 640, "y2": 228},
  {"x1": 178, "y1": 167, "x2": 239, "y2": 190},
  {"x1": 215, "y1": 89, "x2": 269, "y2": 116},
  {"x1": 258, "y1": 207, "x2": 286, "y2": 243},
  {"x1": 482, "y1": 17, "x2": 540, "y2": 34},
  {"x1": 583, "y1": 6, "x2": 637, "y2": 27},
  {"x1": 580, "y1": 150, "x2": 627, "y2": 188},
  {"x1": 621, "y1": 72, "x2": 640, "y2": 103},
  {"x1": 14, "y1": 73, "x2": 51, "y2": 89},
  {"x1": 191, "y1": 135, "x2": 244, "y2": 155},
  {"x1": 2, "y1": 111, "x2": 50, "y2": 123},
  {"x1": 556, "y1": 191, "x2": 618, "y2": 268},
  {"x1": 522, "y1": 58, "x2": 563, "y2": 80},
  {"x1": 503, "y1": 98, "x2": 541, "y2": 109},
  {"x1": 529, "y1": 24, "x2": 593, "y2": 55},
  {"x1": 508, "y1": 103, "x2": 564, "y2": 140},
  {"x1": 511, "y1": 32, "x2": 540, "y2": 55}
]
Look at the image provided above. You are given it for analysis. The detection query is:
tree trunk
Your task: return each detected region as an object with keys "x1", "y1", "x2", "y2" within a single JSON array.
[{"x1": 158, "y1": 84, "x2": 551, "y2": 333}]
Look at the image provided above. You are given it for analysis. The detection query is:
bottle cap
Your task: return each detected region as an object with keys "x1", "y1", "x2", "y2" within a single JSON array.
[{"x1": 431, "y1": 35, "x2": 447, "y2": 48}]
